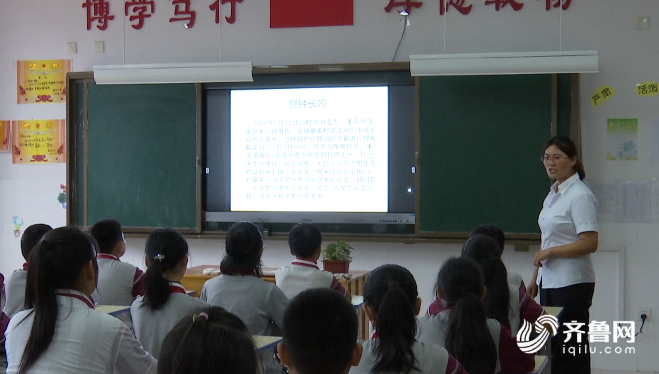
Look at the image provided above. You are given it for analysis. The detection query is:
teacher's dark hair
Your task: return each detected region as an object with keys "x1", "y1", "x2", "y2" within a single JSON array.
[
  {"x1": 19, "y1": 227, "x2": 98, "y2": 374},
  {"x1": 544, "y1": 135, "x2": 585, "y2": 180}
]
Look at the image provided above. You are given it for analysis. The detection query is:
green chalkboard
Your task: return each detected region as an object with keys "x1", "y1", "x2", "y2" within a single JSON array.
[
  {"x1": 418, "y1": 75, "x2": 554, "y2": 235},
  {"x1": 85, "y1": 83, "x2": 200, "y2": 230}
]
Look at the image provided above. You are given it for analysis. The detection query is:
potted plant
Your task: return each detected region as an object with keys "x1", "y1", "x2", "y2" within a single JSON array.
[
  {"x1": 322, "y1": 240, "x2": 353, "y2": 274},
  {"x1": 58, "y1": 184, "x2": 67, "y2": 209}
]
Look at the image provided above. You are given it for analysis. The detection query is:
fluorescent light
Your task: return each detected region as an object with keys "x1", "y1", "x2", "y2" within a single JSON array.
[
  {"x1": 93, "y1": 62, "x2": 253, "y2": 84},
  {"x1": 409, "y1": 51, "x2": 598, "y2": 76}
]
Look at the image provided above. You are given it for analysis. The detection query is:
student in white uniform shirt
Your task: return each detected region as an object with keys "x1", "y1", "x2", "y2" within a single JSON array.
[
  {"x1": 275, "y1": 223, "x2": 347, "y2": 300},
  {"x1": 3, "y1": 224, "x2": 52, "y2": 319},
  {"x1": 158, "y1": 307, "x2": 258, "y2": 374},
  {"x1": 417, "y1": 257, "x2": 534, "y2": 374},
  {"x1": 201, "y1": 222, "x2": 289, "y2": 374},
  {"x1": 90, "y1": 219, "x2": 145, "y2": 306},
  {"x1": 349, "y1": 264, "x2": 467, "y2": 374},
  {"x1": 5, "y1": 227, "x2": 156, "y2": 374},
  {"x1": 278, "y1": 288, "x2": 362, "y2": 374},
  {"x1": 529, "y1": 136, "x2": 598, "y2": 374},
  {"x1": 131, "y1": 228, "x2": 208, "y2": 359}
]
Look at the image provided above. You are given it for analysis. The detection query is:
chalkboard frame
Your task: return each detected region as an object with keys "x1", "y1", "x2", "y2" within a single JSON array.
[
  {"x1": 66, "y1": 72, "x2": 203, "y2": 233},
  {"x1": 66, "y1": 66, "x2": 578, "y2": 241}
]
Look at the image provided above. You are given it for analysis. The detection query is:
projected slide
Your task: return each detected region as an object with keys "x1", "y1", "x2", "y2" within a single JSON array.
[{"x1": 230, "y1": 86, "x2": 389, "y2": 212}]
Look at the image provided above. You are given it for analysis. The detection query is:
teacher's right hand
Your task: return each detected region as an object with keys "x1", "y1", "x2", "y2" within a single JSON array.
[{"x1": 527, "y1": 282, "x2": 539, "y2": 299}]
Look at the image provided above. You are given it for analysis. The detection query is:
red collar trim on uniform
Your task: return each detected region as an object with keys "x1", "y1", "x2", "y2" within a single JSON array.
[
  {"x1": 97, "y1": 254, "x2": 120, "y2": 261},
  {"x1": 22, "y1": 262, "x2": 28, "y2": 271},
  {"x1": 169, "y1": 282, "x2": 186, "y2": 294},
  {"x1": 292, "y1": 259, "x2": 319, "y2": 269},
  {"x1": 56, "y1": 292, "x2": 95, "y2": 309},
  {"x1": 371, "y1": 331, "x2": 378, "y2": 339}
]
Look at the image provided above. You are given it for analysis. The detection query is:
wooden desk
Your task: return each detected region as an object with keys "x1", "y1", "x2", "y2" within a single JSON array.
[
  {"x1": 97, "y1": 305, "x2": 130, "y2": 316},
  {"x1": 543, "y1": 306, "x2": 563, "y2": 318},
  {"x1": 182, "y1": 265, "x2": 370, "y2": 339},
  {"x1": 501, "y1": 355, "x2": 548, "y2": 374},
  {"x1": 254, "y1": 335, "x2": 282, "y2": 352}
]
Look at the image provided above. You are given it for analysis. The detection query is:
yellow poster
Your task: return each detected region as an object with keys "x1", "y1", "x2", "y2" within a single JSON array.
[
  {"x1": 17, "y1": 59, "x2": 71, "y2": 104},
  {"x1": 11, "y1": 120, "x2": 66, "y2": 164},
  {"x1": 0, "y1": 121, "x2": 9, "y2": 152},
  {"x1": 636, "y1": 81, "x2": 659, "y2": 97},
  {"x1": 590, "y1": 85, "x2": 615, "y2": 107}
]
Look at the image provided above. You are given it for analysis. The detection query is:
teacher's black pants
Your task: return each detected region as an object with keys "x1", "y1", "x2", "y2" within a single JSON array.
[{"x1": 540, "y1": 282, "x2": 595, "y2": 374}]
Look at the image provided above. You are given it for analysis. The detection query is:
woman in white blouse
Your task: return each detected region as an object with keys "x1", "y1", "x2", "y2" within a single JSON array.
[{"x1": 528, "y1": 135, "x2": 598, "y2": 374}]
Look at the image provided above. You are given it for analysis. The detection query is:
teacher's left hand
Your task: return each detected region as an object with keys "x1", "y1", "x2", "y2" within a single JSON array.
[{"x1": 533, "y1": 248, "x2": 552, "y2": 267}]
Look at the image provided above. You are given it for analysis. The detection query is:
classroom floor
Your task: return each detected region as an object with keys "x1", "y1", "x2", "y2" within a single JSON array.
[{"x1": 593, "y1": 371, "x2": 655, "y2": 374}]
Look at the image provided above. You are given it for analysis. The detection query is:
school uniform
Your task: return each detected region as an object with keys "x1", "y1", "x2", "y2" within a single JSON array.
[
  {"x1": 131, "y1": 281, "x2": 208, "y2": 359},
  {"x1": 2, "y1": 266, "x2": 28, "y2": 318},
  {"x1": 91, "y1": 254, "x2": 145, "y2": 306},
  {"x1": 537, "y1": 172, "x2": 598, "y2": 374},
  {"x1": 427, "y1": 274, "x2": 544, "y2": 335},
  {"x1": 349, "y1": 338, "x2": 467, "y2": 374},
  {"x1": 5, "y1": 290, "x2": 156, "y2": 374},
  {"x1": 274, "y1": 259, "x2": 347, "y2": 300},
  {"x1": 201, "y1": 274, "x2": 289, "y2": 374},
  {"x1": 417, "y1": 310, "x2": 535, "y2": 374}
]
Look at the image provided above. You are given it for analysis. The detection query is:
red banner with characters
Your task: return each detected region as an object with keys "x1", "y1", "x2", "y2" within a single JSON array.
[{"x1": 12, "y1": 120, "x2": 66, "y2": 164}]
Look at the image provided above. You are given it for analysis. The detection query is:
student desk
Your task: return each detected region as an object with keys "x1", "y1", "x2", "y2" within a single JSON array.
[
  {"x1": 254, "y1": 335, "x2": 282, "y2": 353},
  {"x1": 181, "y1": 265, "x2": 371, "y2": 339},
  {"x1": 97, "y1": 305, "x2": 130, "y2": 316},
  {"x1": 501, "y1": 356, "x2": 548, "y2": 374}
]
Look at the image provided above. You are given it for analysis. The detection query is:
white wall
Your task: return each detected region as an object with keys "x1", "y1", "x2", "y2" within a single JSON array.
[{"x1": 1, "y1": 0, "x2": 658, "y2": 371}]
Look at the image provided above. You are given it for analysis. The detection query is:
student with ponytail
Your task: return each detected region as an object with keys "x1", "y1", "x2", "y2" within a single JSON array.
[
  {"x1": 158, "y1": 307, "x2": 258, "y2": 374},
  {"x1": 201, "y1": 222, "x2": 289, "y2": 374},
  {"x1": 5, "y1": 227, "x2": 155, "y2": 374},
  {"x1": 428, "y1": 233, "x2": 544, "y2": 335},
  {"x1": 417, "y1": 257, "x2": 534, "y2": 374},
  {"x1": 131, "y1": 228, "x2": 208, "y2": 359},
  {"x1": 349, "y1": 264, "x2": 467, "y2": 374}
]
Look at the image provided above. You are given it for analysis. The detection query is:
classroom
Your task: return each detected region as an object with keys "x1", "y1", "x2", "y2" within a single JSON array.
[{"x1": 0, "y1": 0, "x2": 658, "y2": 373}]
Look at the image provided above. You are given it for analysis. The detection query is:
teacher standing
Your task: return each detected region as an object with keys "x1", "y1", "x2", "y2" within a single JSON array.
[{"x1": 527, "y1": 135, "x2": 598, "y2": 374}]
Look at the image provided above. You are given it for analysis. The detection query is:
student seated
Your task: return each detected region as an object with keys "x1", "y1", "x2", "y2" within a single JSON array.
[
  {"x1": 158, "y1": 307, "x2": 258, "y2": 374},
  {"x1": 131, "y1": 228, "x2": 208, "y2": 359},
  {"x1": 417, "y1": 257, "x2": 534, "y2": 374},
  {"x1": 275, "y1": 223, "x2": 347, "y2": 300},
  {"x1": 278, "y1": 288, "x2": 362, "y2": 374},
  {"x1": 5, "y1": 227, "x2": 156, "y2": 374},
  {"x1": 90, "y1": 219, "x2": 145, "y2": 306},
  {"x1": 201, "y1": 221, "x2": 289, "y2": 374},
  {"x1": 3, "y1": 224, "x2": 52, "y2": 318},
  {"x1": 428, "y1": 225, "x2": 544, "y2": 335},
  {"x1": 350, "y1": 264, "x2": 467, "y2": 374}
]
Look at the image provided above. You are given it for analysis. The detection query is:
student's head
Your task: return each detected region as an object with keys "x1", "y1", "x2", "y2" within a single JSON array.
[
  {"x1": 279, "y1": 288, "x2": 361, "y2": 374},
  {"x1": 461, "y1": 234, "x2": 511, "y2": 330},
  {"x1": 158, "y1": 307, "x2": 258, "y2": 374},
  {"x1": 543, "y1": 135, "x2": 584, "y2": 180},
  {"x1": 20, "y1": 224, "x2": 52, "y2": 262},
  {"x1": 469, "y1": 224, "x2": 505, "y2": 253},
  {"x1": 143, "y1": 228, "x2": 189, "y2": 310},
  {"x1": 90, "y1": 219, "x2": 125, "y2": 256},
  {"x1": 220, "y1": 222, "x2": 263, "y2": 277},
  {"x1": 362, "y1": 264, "x2": 420, "y2": 374},
  {"x1": 435, "y1": 257, "x2": 497, "y2": 374},
  {"x1": 288, "y1": 223, "x2": 322, "y2": 259},
  {"x1": 20, "y1": 227, "x2": 98, "y2": 374}
]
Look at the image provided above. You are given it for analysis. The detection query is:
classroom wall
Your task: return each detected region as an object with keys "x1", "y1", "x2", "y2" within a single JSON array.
[{"x1": 1, "y1": 0, "x2": 658, "y2": 371}]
